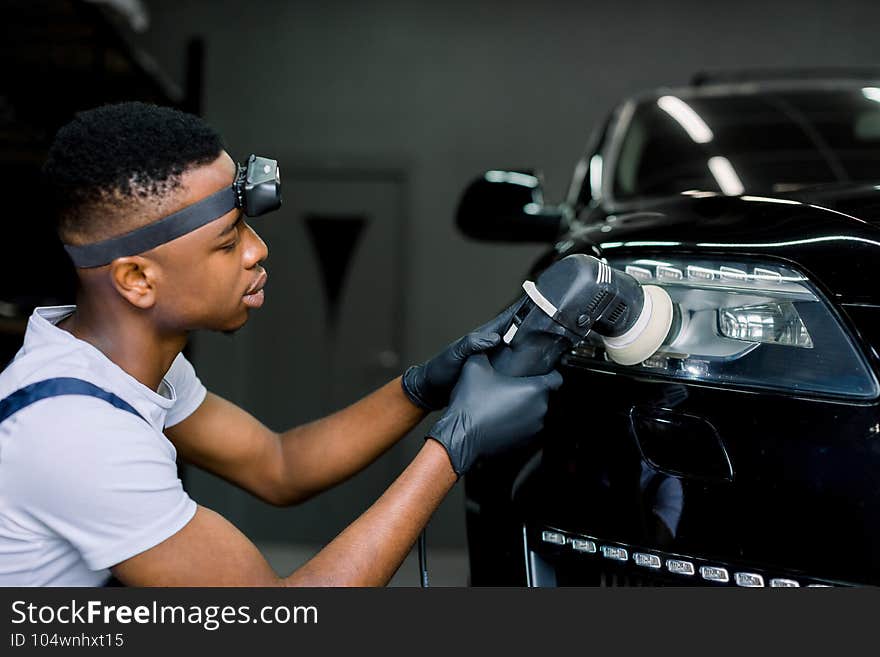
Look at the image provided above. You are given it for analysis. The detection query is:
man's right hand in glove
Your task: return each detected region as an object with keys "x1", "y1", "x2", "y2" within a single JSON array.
[{"x1": 427, "y1": 353, "x2": 563, "y2": 477}]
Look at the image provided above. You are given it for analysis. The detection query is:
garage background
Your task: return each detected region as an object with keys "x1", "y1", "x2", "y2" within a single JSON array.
[{"x1": 4, "y1": 0, "x2": 880, "y2": 584}]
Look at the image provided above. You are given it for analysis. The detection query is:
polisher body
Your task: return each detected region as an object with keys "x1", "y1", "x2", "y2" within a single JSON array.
[{"x1": 490, "y1": 254, "x2": 674, "y2": 376}]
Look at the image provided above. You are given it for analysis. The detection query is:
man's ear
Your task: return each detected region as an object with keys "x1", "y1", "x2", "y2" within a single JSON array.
[{"x1": 108, "y1": 257, "x2": 158, "y2": 309}]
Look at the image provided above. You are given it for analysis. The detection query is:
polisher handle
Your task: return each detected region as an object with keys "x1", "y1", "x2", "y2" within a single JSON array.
[
  {"x1": 488, "y1": 334, "x2": 572, "y2": 377},
  {"x1": 488, "y1": 294, "x2": 578, "y2": 377}
]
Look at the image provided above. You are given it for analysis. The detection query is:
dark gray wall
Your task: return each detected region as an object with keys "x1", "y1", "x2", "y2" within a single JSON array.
[{"x1": 133, "y1": 0, "x2": 880, "y2": 547}]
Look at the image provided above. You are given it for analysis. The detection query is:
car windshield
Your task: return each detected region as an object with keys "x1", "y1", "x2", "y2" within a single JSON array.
[{"x1": 612, "y1": 88, "x2": 880, "y2": 200}]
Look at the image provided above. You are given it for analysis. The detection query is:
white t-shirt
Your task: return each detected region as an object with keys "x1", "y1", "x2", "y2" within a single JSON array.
[{"x1": 0, "y1": 306, "x2": 206, "y2": 586}]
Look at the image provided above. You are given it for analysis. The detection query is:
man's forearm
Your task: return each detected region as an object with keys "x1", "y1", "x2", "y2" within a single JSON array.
[
  {"x1": 282, "y1": 439, "x2": 457, "y2": 586},
  {"x1": 109, "y1": 441, "x2": 456, "y2": 587},
  {"x1": 276, "y1": 376, "x2": 429, "y2": 503}
]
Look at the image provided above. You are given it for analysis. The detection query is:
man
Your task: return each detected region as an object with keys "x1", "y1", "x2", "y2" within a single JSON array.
[{"x1": 0, "y1": 102, "x2": 561, "y2": 586}]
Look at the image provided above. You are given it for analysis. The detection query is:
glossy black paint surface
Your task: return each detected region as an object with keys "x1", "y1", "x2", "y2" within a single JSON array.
[
  {"x1": 527, "y1": 368, "x2": 880, "y2": 583},
  {"x1": 573, "y1": 193, "x2": 880, "y2": 303},
  {"x1": 465, "y1": 189, "x2": 880, "y2": 587}
]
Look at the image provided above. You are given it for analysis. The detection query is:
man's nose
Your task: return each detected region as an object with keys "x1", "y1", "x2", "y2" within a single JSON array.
[{"x1": 242, "y1": 221, "x2": 269, "y2": 266}]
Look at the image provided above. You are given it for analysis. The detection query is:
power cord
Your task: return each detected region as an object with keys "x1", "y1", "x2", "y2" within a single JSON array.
[{"x1": 418, "y1": 528, "x2": 429, "y2": 587}]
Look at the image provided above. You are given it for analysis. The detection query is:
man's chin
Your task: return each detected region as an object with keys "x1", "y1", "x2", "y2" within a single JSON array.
[{"x1": 214, "y1": 309, "x2": 251, "y2": 336}]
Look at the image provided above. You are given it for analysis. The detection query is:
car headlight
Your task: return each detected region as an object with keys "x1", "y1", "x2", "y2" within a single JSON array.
[{"x1": 566, "y1": 257, "x2": 878, "y2": 399}]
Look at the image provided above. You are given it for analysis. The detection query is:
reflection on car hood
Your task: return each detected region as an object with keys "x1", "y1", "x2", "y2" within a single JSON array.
[
  {"x1": 563, "y1": 191, "x2": 880, "y2": 303},
  {"x1": 784, "y1": 183, "x2": 880, "y2": 223},
  {"x1": 580, "y1": 192, "x2": 880, "y2": 244}
]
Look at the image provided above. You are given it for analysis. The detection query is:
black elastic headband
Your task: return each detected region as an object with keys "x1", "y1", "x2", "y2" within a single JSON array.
[{"x1": 64, "y1": 186, "x2": 237, "y2": 268}]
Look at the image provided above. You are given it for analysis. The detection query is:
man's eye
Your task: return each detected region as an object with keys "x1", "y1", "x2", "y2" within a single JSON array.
[{"x1": 221, "y1": 240, "x2": 238, "y2": 251}]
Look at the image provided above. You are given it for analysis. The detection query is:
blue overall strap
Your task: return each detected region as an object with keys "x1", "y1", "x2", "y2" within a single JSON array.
[{"x1": 0, "y1": 378, "x2": 148, "y2": 425}]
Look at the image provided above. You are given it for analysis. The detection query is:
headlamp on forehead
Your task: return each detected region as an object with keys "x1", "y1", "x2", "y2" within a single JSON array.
[
  {"x1": 237, "y1": 154, "x2": 281, "y2": 217},
  {"x1": 64, "y1": 154, "x2": 282, "y2": 268}
]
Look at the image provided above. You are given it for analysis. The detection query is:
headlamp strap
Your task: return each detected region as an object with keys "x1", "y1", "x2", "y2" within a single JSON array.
[{"x1": 63, "y1": 186, "x2": 237, "y2": 268}]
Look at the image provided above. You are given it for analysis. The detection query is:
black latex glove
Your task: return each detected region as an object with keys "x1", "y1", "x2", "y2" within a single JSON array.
[
  {"x1": 401, "y1": 302, "x2": 518, "y2": 410},
  {"x1": 427, "y1": 353, "x2": 563, "y2": 476}
]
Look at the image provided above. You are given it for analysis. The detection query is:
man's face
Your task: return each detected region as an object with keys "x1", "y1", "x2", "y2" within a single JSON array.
[{"x1": 145, "y1": 151, "x2": 269, "y2": 333}]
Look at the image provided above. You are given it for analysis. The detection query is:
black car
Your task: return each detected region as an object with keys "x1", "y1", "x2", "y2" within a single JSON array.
[{"x1": 457, "y1": 76, "x2": 880, "y2": 587}]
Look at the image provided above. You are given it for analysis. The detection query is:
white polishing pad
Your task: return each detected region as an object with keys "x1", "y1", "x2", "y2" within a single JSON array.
[{"x1": 603, "y1": 285, "x2": 674, "y2": 366}]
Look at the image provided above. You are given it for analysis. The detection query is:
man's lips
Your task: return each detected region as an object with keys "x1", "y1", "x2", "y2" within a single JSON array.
[
  {"x1": 243, "y1": 270, "x2": 268, "y2": 309},
  {"x1": 245, "y1": 270, "x2": 268, "y2": 296}
]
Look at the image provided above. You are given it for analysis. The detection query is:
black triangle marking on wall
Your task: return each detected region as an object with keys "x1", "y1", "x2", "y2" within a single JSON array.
[{"x1": 304, "y1": 214, "x2": 368, "y2": 328}]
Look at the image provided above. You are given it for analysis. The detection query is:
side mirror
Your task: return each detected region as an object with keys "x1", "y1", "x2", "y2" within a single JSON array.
[{"x1": 456, "y1": 169, "x2": 566, "y2": 242}]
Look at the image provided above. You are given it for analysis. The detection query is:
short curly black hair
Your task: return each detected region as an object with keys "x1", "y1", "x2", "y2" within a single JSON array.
[{"x1": 43, "y1": 101, "x2": 225, "y2": 245}]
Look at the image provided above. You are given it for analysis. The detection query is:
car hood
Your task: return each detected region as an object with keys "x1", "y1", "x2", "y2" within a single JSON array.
[
  {"x1": 784, "y1": 183, "x2": 880, "y2": 223},
  {"x1": 562, "y1": 192, "x2": 880, "y2": 303}
]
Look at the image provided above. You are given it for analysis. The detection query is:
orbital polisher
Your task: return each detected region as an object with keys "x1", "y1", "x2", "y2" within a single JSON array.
[{"x1": 490, "y1": 253, "x2": 678, "y2": 377}]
